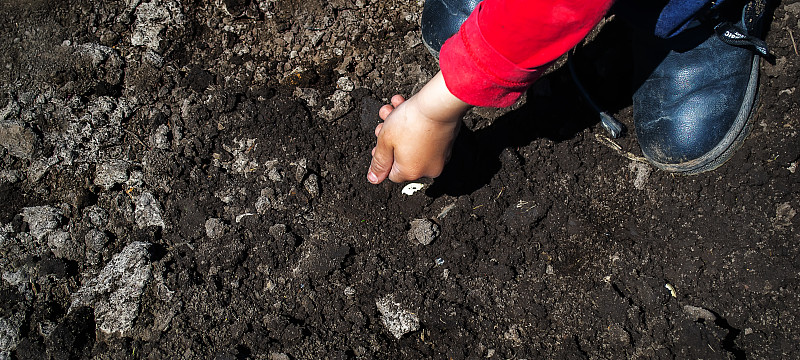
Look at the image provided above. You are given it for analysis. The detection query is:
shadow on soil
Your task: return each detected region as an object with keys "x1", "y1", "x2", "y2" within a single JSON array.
[{"x1": 429, "y1": 19, "x2": 637, "y2": 196}]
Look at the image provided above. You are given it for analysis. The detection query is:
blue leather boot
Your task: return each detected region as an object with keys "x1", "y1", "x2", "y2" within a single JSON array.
[
  {"x1": 421, "y1": 0, "x2": 481, "y2": 58},
  {"x1": 633, "y1": 0, "x2": 772, "y2": 174}
]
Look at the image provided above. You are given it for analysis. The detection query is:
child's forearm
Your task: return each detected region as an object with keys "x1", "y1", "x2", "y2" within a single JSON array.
[{"x1": 414, "y1": 71, "x2": 472, "y2": 123}]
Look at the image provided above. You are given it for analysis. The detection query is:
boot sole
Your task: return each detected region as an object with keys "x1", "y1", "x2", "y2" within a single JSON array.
[
  {"x1": 645, "y1": 54, "x2": 760, "y2": 175},
  {"x1": 422, "y1": 33, "x2": 441, "y2": 60}
]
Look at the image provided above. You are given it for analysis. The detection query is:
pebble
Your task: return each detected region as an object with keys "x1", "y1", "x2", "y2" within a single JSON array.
[
  {"x1": 149, "y1": 124, "x2": 171, "y2": 150},
  {"x1": 628, "y1": 161, "x2": 651, "y2": 190},
  {"x1": 303, "y1": 174, "x2": 319, "y2": 197},
  {"x1": 269, "y1": 353, "x2": 290, "y2": 360},
  {"x1": 683, "y1": 305, "x2": 717, "y2": 322},
  {"x1": 336, "y1": 76, "x2": 354, "y2": 92},
  {"x1": 404, "y1": 31, "x2": 421, "y2": 48},
  {"x1": 775, "y1": 202, "x2": 796, "y2": 229},
  {"x1": 255, "y1": 188, "x2": 277, "y2": 214},
  {"x1": 268, "y1": 223, "x2": 286, "y2": 237},
  {"x1": 546, "y1": 264, "x2": 554, "y2": 275},
  {"x1": 74, "y1": 43, "x2": 113, "y2": 66},
  {"x1": 294, "y1": 159, "x2": 308, "y2": 183},
  {"x1": 26, "y1": 156, "x2": 58, "y2": 183},
  {"x1": 84, "y1": 205, "x2": 109, "y2": 228},
  {"x1": 408, "y1": 218, "x2": 440, "y2": 246},
  {"x1": 204, "y1": 218, "x2": 228, "y2": 239},
  {"x1": 82, "y1": 229, "x2": 106, "y2": 251},
  {"x1": 84, "y1": 229, "x2": 108, "y2": 265},
  {"x1": 0, "y1": 99, "x2": 19, "y2": 121},
  {"x1": 144, "y1": 49, "x2": 164, "y2": 68},
  {"x1": 135, "y1": 192, "x2": 165, "y2": 229},
  {"x1": 375, "y1": 295, "x2": 420, "y2": 339},
  {"x1": 293, "y1": 88, "x2": 320, "y2": 107},
  {"x1": 267, "y1": 167, "x2": 283, "y2": 182},
  {"x1": 318, "y1": 90, "x2": 352, "y2": 121}
]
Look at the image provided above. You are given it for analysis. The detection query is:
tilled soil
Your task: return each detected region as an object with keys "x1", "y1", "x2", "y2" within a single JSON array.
[{"x1": 1, "y1": 0, "x2": 799, "y2": 359}]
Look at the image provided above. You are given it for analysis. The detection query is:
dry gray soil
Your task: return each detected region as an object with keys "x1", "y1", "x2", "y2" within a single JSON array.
[{"x1": 1, "y1": 0, "x2": 799, "y2": 358}]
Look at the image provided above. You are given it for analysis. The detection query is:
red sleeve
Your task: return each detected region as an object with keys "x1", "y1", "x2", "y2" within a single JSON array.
[{"x1": 439, "y1": 0, "x2": 614, "y2": 107}]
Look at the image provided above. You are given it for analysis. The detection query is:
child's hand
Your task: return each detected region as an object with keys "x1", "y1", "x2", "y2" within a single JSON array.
[
  {"x1": 367, "y1": 95, "x2": 458, "y2": 183},
  {"x1": 367, "y1": 71, "x2": 472, "y2": 184}
]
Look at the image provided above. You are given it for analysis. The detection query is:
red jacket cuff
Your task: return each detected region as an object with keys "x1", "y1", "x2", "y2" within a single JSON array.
[{"x1": 439, "y1": 4, "x2": 545, "y2": 108}]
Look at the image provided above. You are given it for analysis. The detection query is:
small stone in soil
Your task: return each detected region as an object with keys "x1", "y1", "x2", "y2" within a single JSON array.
[
  {"x1": 205, "y1": 218, "x2": 228, "y2": 239},
  {"x1": 683, "y1": 305, "x2": 717, "y2": 322},
  {"x1": 255, "y1": 188, "x2": 277, "y2": 213},
  {"x1": 304, "y1": 174, "x2": 319, "y2": 197},
  {"x1": 149, "y1": 124, "x2": 171, "y2": 150},
  {"x1": 376, "y1": 295, "x2": 420, "y2": 339},
  {"x1": 135, "y1": 192, "x2": 165, "y2": 229},
  {"x1": 408, "y1": 218, "x2": 440, "y2": 246},
  {"x1": 268, "y1": 353, "x2": 290, "y2": 360},
  {"x1": 336, "y1": 76, "x2": 354, "y2": 92},
  {"x1": 318, "y1": 90, "x2": 352, "y2": 121}
]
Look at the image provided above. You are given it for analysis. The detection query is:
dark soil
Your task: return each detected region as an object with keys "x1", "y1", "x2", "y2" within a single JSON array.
[{"x1": 1, "y1": 0, "x2": 798, "y2": 359}]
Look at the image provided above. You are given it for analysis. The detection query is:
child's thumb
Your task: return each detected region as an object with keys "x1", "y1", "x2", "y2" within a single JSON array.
[{"x1": 367, "y1": 144, "x2": 394, "y2": 184}]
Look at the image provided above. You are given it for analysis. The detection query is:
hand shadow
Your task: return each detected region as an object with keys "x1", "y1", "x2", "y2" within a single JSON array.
[{"x1": 426, "y1": 18, "x2": 637, "y2": 197}]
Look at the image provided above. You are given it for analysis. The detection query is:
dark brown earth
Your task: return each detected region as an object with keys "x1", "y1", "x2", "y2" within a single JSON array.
[{"x1": 0, "y1": 0, "x2": 798, "y2": 359}]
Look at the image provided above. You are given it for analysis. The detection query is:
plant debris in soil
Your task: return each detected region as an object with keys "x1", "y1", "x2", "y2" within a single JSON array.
[{"x1": 1, "y1": 0, "x2": 799, "y2": 359}]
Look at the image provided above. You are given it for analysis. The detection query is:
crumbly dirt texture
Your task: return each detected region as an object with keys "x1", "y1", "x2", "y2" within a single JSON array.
[{"x1": 1, "y1": 0, "x2": 799, "y2": 358}]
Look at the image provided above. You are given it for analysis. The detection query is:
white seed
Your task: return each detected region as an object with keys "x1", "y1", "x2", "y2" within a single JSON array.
[{"x1": 401, "y1": 183, "x2": 424, "y2": 195}]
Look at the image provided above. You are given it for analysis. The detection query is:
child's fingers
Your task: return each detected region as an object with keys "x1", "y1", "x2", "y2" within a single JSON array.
[
  {"x1": 368, "y1": 140, "x2": 394, "y2": 184},
  {"x1": 379, "y1": 95, "x2": 405, "y2": 120},
  {"x1": 379, "y1": 104, "x2": 394, "y2": 120},
  {"x1": 391, "y1": 94, "x2": 406, "y2": 107},
  {"x1": 374, "y1": 123, "x2": 383, "y2": 137}
]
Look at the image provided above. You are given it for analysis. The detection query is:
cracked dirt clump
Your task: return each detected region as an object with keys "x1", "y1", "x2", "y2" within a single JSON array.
[{"x1": 70, "y1": 241, "x2": 152, "y2": 337}]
